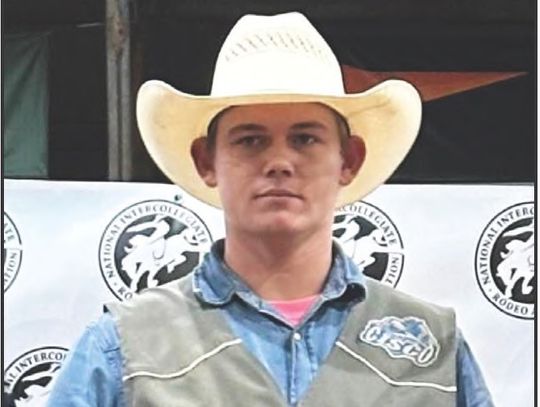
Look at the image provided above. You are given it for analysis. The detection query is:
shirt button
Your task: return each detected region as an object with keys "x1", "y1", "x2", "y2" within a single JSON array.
[{"x1": 293, "y1": 332, "x2": 302, "y2": 341}]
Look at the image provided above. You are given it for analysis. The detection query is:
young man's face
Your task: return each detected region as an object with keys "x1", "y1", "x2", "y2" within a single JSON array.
[{"x1": 193, "y1": 102, "x2": 364, "y2": 239}]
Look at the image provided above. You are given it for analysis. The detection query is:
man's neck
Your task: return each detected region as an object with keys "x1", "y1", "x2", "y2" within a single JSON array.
[{"x1": 223, "y1": 230, "x2": 333, "y2": 301}]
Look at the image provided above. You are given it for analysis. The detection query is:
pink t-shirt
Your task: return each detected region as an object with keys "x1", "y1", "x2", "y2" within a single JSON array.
[{"x1": 269, "y1": 295, "x2": 320, "y2": 326}]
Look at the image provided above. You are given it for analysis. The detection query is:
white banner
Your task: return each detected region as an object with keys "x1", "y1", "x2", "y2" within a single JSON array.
[{"x1": 3, "y1": 179, "x2": 534, "y2": 406}]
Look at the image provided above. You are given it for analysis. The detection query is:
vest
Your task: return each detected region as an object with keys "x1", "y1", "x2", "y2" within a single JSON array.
[{"x1": 106, "y1": 276, "x2": 457, "y2": 406}]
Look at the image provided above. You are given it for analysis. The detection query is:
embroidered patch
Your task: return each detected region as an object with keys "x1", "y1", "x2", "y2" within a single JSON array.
[{"x1": 359, "y1": 316, "x2": 440, "y2": 367}]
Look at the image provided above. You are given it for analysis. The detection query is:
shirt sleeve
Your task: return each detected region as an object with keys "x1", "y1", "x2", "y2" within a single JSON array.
[
  {"x1": 46, "y1": 312, "x2": 125, "y2": 407},
  {"x1": 456, "y1": 330, "x2": 495, "y2": 407}
]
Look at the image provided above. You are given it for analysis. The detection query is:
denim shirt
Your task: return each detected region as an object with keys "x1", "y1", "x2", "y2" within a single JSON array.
[{"x1": 47, "y1": 241, "x2": 494, "y2": 407}]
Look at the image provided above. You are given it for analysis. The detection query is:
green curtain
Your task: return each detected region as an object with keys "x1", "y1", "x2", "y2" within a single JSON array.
[{"x1": 3, "y1": 32, "x2": 49, "y2": 178}]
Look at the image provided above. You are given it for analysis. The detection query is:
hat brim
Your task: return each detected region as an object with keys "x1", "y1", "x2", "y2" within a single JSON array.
[{"x1": 136, "y1": 79, "x2": 422, "y2": 208}]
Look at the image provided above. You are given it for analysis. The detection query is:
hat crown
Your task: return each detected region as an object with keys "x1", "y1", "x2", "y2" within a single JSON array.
[{"x1": 211, "y1": 12, "x2": 345, "y2": 97}]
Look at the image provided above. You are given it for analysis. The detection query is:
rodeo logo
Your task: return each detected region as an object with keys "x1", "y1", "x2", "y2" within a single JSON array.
[
  {"x1": 4, "y1": 212, "x2": 23, "y2": 292},
  {"x1": 4, "y1": 346, "x2": 68, "y2": 406},
  {"x1": 99, "y1": 199, "x2": 213, "y2": 300},
  {"x1": 333, "y1": 201, "x2": 404, "y2": 287},
  {"x1": 475, "y1": 202, "x2": 534, "y2": 319}
]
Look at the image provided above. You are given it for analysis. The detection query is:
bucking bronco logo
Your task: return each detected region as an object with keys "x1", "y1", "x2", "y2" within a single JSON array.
[
  {"x1": 99, "y1": 200, "x2": 213, "y2": 300},
  {"x1": 333, "y1": 201, "x2": 404, "y2": 287},
  {"x1": 475, "y1": 202, "x2": 534, "y2": 319},
  {"x1": 359, "y1": 316, "x2": 440, "y2": 367},
  {"x1": 3, "y1": 212, "x2": 23, "y2": 292},
  {"x1": 3, "y1": 347, "x2": 68, "y2": 407}
]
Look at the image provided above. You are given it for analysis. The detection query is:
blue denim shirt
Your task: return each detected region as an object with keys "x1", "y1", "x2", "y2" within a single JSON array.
[{"x1": 47, "y1": 241, "x2": 494, "y2": 406}]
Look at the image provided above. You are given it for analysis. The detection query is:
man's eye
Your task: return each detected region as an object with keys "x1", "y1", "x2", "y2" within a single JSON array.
[
  {"x1": 292, "y1": 133, "x2": 318, "y2": 146},
  {"x1": 234, "y1": 135, "x2": 263, "y2": 147}
]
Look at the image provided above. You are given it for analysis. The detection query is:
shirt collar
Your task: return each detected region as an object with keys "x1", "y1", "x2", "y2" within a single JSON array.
[{"x1": 192, "y1": 239, "x2": 367, "y2": 306}]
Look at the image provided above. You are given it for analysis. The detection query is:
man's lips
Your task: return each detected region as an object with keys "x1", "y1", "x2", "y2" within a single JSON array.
[{"x1": 254, "y1": 189, "x2": 303, "y2": 200}]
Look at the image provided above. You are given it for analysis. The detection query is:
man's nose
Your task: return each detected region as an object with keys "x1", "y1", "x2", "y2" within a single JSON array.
[{"x1": 262, "y1": 143, "x2": 295, "y2": 178}]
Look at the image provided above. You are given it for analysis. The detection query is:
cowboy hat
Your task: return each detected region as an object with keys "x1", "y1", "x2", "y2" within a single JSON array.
[{"x1": 136, "y1": 12, "x2": 422, "y2": 208}]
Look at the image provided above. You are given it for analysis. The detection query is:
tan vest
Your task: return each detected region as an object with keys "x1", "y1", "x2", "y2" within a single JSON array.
[{"x1": 107, "y1": 276, "x2": 457, "y2": 406}]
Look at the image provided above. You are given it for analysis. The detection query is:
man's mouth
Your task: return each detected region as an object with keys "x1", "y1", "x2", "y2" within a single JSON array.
[{"x1": 255, "y1": 189, "x2": 303, "y2": 200}]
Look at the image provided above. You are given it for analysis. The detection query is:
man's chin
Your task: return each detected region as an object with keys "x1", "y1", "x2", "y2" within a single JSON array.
[{"x1": 251, "y1": 213, "x2": 305, "y2": 235}]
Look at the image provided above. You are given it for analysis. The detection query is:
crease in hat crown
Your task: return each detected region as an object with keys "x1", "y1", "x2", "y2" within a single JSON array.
[{"x1": 211, "y1": 12, "x2": 345, "y2": 97}]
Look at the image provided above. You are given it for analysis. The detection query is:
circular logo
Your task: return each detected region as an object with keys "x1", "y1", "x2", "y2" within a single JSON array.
[
  {"x1": 333, "y1": 201, "x2": 404, "y2": 287},
  {"x1": 99, "y1": 200, "x2": 213, "y2": 300},
  {"x1": 4, "y1": 212, "x2": 23, "y2": 292},
  {"x1": 475, "y1": 202, "x2": 534, "y2": 319},
  {"x1": 4, "y1": 346, "x2": 68, "y2": 405}
]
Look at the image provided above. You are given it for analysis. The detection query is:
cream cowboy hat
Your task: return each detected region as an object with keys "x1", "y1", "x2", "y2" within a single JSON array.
[{"x1": 136, "y1": 12, "x2": 422, "y2": 208}]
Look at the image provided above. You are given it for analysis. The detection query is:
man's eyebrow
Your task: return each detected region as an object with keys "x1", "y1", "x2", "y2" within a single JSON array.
[
  {"x1": 290, "y1": 121, "x2": 328, "y2": 131},
  {"x1": 228, "y1": 123, "x2": 268, "y2": 135},
  {"x1": 227, "y1": 121, "x2": 327, "y2": 136}
]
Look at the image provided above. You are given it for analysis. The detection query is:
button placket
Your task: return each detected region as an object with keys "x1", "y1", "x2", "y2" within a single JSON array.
[{"x1": 289, "y1": 330, "x2": 300, "y2": 404}]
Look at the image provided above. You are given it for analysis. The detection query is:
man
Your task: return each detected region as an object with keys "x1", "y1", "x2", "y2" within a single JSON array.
[{"x1": 47, "y1": 12, "x2": 493, "y2": 406}]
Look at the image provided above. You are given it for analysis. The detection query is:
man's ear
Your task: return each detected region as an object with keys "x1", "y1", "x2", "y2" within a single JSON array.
[
  {"x1": 339, "y1": 135, "x2": 366, "y2": 186},
  {"x1": 190, "y1": 137, "x2": 217, "y2": 187}
]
